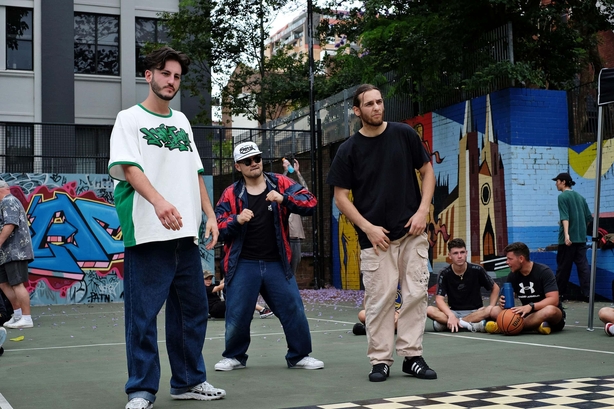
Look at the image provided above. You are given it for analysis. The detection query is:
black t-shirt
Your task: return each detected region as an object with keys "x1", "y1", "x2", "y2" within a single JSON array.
[
  {"x1": 507, "y1": 262, "x2": 558, "y2": 305},
  {"x1": 240, "y1": 190, "x2": 279, "y2": 261},
  {"x1": 436, "y1": 263, "x2": 495, "y2": 310},
  {"x1": 205, "y1": 284, "x2": 222, "y2": 310},
  {"x1": 326, "y1": 122, "x2": 430, "y2": 249}
]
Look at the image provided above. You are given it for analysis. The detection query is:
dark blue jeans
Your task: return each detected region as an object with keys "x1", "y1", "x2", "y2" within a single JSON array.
[
  {"x1": 124, "y1": 238, "x2": 209, "y2": 402},
  {"x1": 223, "y1": 258, "x2": 312, "y2": 366}
]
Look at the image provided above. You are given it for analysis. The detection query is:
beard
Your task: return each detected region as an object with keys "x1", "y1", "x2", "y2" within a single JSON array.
[
  {"x1": 151, "y1": 78, "x2": 178, "y2": 101},
  {"x1": 362, "y1": 116, "x2": 384, "y2": 127},
  {"x1": 358, "y1": 107, "x2": 385, "y2": 127}
]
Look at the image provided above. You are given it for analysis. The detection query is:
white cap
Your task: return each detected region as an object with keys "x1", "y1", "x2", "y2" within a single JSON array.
[{"x1": 233, "y1": 142, "x2": 262, "y2": 163}]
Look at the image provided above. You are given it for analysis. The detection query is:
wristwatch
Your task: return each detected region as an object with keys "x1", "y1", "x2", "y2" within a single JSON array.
[{"x1": 529, "y1": 302, "x2": 535, "y2": 312}]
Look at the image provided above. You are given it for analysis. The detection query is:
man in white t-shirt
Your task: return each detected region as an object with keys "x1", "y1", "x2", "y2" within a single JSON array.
[{"x1": 108, "y1": 47, "x2": 225, "y2": 409}]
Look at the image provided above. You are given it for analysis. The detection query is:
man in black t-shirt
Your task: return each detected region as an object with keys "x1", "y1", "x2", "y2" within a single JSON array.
[
  {"x1": 427, "y1": 238, "x2": 499, "y2": 333},
  {"x1": 488, "y1": 242, "x2": 565, "y2": 335},
  {"x1": 327, "y1": 84, "x2": 437, "y2": 383}
]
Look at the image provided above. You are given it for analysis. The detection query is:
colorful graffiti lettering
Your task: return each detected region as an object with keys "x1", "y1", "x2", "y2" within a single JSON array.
[
  {"x1": 28, "y1": 187, "x2": 123, "y2": 280},
  {"x1": 0, "y1": 173, "x2": 215, "y2": 306}
]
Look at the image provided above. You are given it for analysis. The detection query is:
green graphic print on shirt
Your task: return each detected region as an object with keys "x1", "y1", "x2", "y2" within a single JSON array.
[{"x1": 140, "y1": 124, "x2": 193, "y2": 152}]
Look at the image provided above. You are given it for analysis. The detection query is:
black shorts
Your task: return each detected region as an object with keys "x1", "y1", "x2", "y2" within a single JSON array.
[
  {"x1": 551, "y1": 307, "x2": 567, "y2": 332},
  {"x1": 0, "y1": 260, "x2": 30, "y2": 286}
]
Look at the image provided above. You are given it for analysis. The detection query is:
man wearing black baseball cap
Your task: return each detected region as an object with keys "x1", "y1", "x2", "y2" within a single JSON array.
[{"x1": 552, "y1": 172, "x2": 592, "y2": 301}]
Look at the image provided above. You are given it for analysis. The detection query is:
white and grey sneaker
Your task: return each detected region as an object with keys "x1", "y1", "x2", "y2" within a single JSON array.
[
  {"x1": 4, "y1": 316, "x2": 33, "y2": 329},
  {"x1": 0, "y1": 327, "x2": 6, "y2": 348},
  {"x1": 214, "y1": 357, "x2": 245, "y2": 371},
  {"x1": 125, "y1": 397, "x2": 153, "y2": 409},
  {"x1": 291, "y1": 356, "x2": 324, "y2": 369},
  {"x1": 171, "y1": 381, "x2": 226, "y2": 400},
  {"x1": 3, "y1": 316, "x2": 19, "y2": 328},
  {"x1": 470, "y1": 320, "x2": 486, "y2": 333},
  {"x1": 432, "y1": 320, "x2": 446, "y2": 332}
]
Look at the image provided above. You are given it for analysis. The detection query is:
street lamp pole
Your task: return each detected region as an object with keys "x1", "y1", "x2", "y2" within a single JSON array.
[{"x1": 307, "y1": 0, "x2": 321, "y2": 288}]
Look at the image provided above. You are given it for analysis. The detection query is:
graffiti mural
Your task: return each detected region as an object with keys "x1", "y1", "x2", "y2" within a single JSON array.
[
  {"x1": 0, "y1": 173, "x2": 215, "y2": 306},
  {"x1": 331, "y1": 89, "x2": 614, "y2": 296},
  {"x1": 406, "y1": 96, "x2": 509, "y2": 267}
]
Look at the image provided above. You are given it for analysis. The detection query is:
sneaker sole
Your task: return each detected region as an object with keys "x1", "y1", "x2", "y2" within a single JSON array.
[
  {"x1": 170, "y1": 392, "x2": 226, "y2": 401},
  {"x1": 260, "y1": 314, "x2": 274, "y2": 319},
  {"x1": 290, "y1": 364, "x2": 324, "y2": 369},
  {"x1": 125, "y1": 403, "x2": 153, "y2": 409},
  {"x1": 369, "y1": 374, "x2": 388, "y2": 382},
  {"x1": 214, "y1": 365, "x2": 245, "y2": 371},
  {"x1": 5, "y1": 323, "x2": 33, "y2": 329}
]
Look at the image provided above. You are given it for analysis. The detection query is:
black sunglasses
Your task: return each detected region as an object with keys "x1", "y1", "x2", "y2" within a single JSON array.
[{"x1": 238, "y1": 155, "x2": 262, "y2": 166}]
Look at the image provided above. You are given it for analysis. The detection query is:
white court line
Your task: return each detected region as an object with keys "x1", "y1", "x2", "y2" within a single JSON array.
[
  {"x1": 0, "y1": 327, "x2": 352, "y2": 353},
  {"x1": 428, "y1": 331, "x2": 614, "y2": 355},
  {"x1": 0, "y1": 393, "x2": 15, "y2": 409}
]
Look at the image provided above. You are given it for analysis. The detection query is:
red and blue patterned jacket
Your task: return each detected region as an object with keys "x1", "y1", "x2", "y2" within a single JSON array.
[{"x1": 215, "y1": 172, "x2": 317, "y2": 284}]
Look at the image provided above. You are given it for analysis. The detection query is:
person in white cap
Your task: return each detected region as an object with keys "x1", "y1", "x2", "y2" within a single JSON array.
[
  {"x1": 108, "y1": 46, "x2": 224, "y2": 409},
  {"x1": 0, "y1": 180, "x2": 34, "y2": 330},
  {"x1": 214, "y1": 141, "x2": 323, "y2": 371}
]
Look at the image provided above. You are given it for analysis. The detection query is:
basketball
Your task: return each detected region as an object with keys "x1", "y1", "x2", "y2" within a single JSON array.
[{"x1": 496, "y1": 309, "x2": 524, "y2": 335}]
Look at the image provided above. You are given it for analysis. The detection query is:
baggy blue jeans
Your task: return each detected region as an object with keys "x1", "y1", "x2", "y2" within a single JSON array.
[
  {"x1": 223, "y1": 258, "x2": 312, "y2": 366},
  {"x1": 124, "y1": 238, "x2": 209, "y2": 403}
]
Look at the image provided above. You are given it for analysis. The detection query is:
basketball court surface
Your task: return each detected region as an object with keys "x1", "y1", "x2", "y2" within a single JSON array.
[{"x1": 0, "y1": 291, "x2": 613, "y2": 409}]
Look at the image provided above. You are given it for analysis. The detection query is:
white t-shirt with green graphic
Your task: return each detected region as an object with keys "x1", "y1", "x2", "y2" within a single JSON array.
[{"x1": 108, "y1": 104, "x2": 204, "y2": 247}]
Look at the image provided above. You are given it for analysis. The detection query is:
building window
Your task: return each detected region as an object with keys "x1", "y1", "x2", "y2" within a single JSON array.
[
  {"x1": 6, "y1": 7, "x2": 33, "y2": 70},
  {"x1": 75, "y1": 126, "x2": 111, "y2": 174},
  {"x1": 135, "y1": 18, "x2": 168, "y2": 77},
  {"x1": 5, "y1": 125, "x2": 33, "y2": 172},
  {"x1": 74, "y1": 13, "x2": 120, "y2": 75}
]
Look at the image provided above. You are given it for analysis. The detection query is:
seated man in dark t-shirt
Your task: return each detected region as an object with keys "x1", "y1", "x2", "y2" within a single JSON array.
[
  {"x1": 427, "y1": 238, "x2": 499, "y2": 333},
  {"x1": 204, "y1": 271, "x2": 226, "y2": 319},
  {"x1": 488, "y1": 242, "x2": 565, "y2": 335}
]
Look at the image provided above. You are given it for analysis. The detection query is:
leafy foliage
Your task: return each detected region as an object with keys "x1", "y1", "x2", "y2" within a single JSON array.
[
  {"x1": 161, "y1": 0, "x2": 317, "y2": 125},
  {"x1": 319, "y1": 0, "x2": 614, "y2": 112}
]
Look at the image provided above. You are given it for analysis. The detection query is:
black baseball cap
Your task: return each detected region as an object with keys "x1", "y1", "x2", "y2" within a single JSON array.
[{"x1": 552, "y1": 172, "x2": 573, "y2": 183}]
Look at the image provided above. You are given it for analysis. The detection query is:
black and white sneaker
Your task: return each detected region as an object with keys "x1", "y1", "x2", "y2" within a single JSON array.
[
  {"x1": 368, "y1": 363, "x2": 390, "y2": 382},
  {"x1": 402, "y1": 356, "x2": 437, "y2": 379}
]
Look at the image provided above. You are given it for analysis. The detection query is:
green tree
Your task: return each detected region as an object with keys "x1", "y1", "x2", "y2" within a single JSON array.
[
  {"x1": 160, "y1": 0, "x2": 320, "y2": 125},
  {"x1": 319, "y1": 0, "x2": 614, "y2": 111}
]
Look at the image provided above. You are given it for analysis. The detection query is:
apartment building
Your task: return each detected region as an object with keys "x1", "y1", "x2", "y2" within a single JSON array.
[
  {"x1": 0, "y1": 0, "x2": 206, "y2": 173},
  {"x1": 265, "y1": 10, "x2": 348, "y2": 61}
]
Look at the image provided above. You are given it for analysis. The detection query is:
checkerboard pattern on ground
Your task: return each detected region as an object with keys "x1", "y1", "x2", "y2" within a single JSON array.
[{"x1": 292, "y1": 376, "x2": 614, "y2": 408}]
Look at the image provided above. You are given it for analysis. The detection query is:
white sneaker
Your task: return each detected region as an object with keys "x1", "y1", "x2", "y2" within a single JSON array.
[
  {"x1": 125, "y1": 398, "x2": 153, "y2": 409},
  {"x1": 470, "y1": 320, "x2": 486, "y2": 333},
  {"x1": 3, "y1": 316, "x2": 19, "y2": 328},
  {"x1": 4, "y1": 316, "x2": 33, "y2": 329},
  {"x1": 432, "y1": 320, "x2": 446, "y2": 332},
  {"x1": 292, "y1": 356, "x2": 324, "y2": 369},
  {"x1": 0, "y1": 327, "x2": 6, "y2": 348},
  {"x1": 170, "y1": 381, "x2": 226, "y2": 400},
  {"x1": 214, "y1": 357, "x2": 245, "y2": 371}
]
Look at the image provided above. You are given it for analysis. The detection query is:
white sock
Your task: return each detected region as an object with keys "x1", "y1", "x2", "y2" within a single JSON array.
[
  {"x1": 609, "y1": 324, "x2": 614, "y2": 336},
  {"x1": 13, "y1": 308, "x2": 22, "y2": 318},
  {"x1": 459, "y1": 319, "x2": 473, "y2": 330}
]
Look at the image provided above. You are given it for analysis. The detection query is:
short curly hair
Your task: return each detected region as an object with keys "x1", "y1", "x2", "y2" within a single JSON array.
[
  {"x1": 143, "y1": 46, "x2": 190, "y2": 76},
  {"x1": 447, "y1": 238, "x2": 466, "y2": 252}
]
